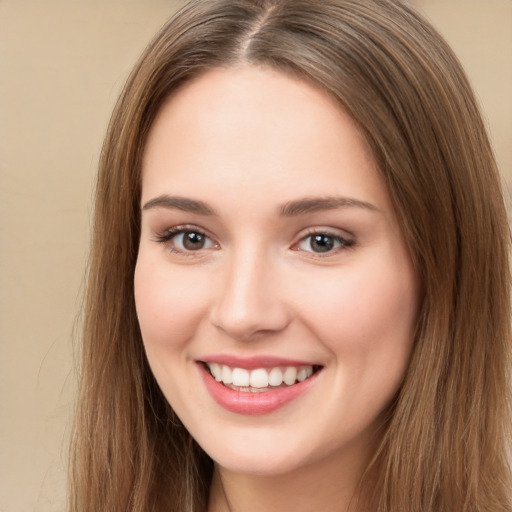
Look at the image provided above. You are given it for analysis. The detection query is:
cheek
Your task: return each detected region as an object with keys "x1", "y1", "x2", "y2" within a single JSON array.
[
  {"x1": 133, "y1": 254, "x2": 209, "y2": 352},
  {"x1": 133, "y1": 254, "x2": 215, "y2": 413},
  {"x1": 297, "y1": 259, "x2": 418, "y2": 381}
]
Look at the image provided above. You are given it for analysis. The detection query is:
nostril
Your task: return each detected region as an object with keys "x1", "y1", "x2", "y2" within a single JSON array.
[{"x1": 210, "y1": 298, "x2": 292, "y2": 341}]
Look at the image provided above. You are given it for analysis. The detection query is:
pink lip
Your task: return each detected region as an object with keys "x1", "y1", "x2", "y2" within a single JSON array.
[
  {"x1": 198, "y1": 354, "x2": 318, "y2": 370},
  {"x1": 197, "y1": 362, "x2": 320, "y2": 415}
]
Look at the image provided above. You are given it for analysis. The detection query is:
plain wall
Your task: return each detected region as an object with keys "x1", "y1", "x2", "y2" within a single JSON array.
[{"x1": 0, "y1": 1, "x2": 510, "y2": 511}]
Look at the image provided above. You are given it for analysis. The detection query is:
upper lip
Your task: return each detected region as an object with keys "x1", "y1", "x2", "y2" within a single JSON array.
[{"x1": 197, "y1": 354, "x2": 321, "y2": 369}]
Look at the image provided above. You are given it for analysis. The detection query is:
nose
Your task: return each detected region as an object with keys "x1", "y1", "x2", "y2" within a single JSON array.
[{"x1": 209, "y1": 249, "x2": 291, "y2": 341}]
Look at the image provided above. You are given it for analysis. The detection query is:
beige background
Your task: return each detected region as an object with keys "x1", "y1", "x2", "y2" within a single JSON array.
[{"x1": 0, "y1": 1, "x2": 510, "y2": 511}]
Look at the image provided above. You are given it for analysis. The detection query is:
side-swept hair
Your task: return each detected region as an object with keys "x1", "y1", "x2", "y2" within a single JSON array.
[{"x1": 69, "y1": 1, "x2": 512, "y2": 510}]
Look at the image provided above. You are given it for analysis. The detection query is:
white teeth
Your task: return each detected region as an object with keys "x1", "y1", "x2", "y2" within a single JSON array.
[
  {"x1": 232, "y1": 368, "x2": 250, "y2": 387},
  {"x1": 210, "y1": 363, "x2": 222, "y2": 382},
  {"x1": 268, "y1": 367, "x2": 283, "y2": 386},
  {"x1": 283, "y1": 366, "x2": 297, "y2": 385},
  {"x1": 250, "y1": 368, "x2": 269, "y2": 388},
  {"x1": 297, "y1": 366, "x2": 313, "y2": 382},
  {"x1": 206, "y1": 363, "x2": 316, "y2": 390},
  {"x1": 297, "y1": 367, "x2": 308, "y2": 382},
  {"x1": 221, "y1": 365, "x2": 233, "y2": 384}
]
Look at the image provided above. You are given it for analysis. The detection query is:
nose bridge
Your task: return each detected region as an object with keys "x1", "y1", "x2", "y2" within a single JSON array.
[{"x1": 211, "y1": 244, "x2": 289, "y2": 340}]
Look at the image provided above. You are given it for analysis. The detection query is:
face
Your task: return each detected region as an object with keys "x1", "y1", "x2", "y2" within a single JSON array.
[{"x1": 135, "y1": 66, "x2": 419, "y2": 477}]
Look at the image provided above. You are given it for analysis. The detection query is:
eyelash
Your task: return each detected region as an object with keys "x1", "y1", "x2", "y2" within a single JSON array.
[
  {"x1": 154, "y1": 226, "x2": 355, "y2": 257},
  {"x1": 295, "y1": 229, "x2": 355, "y2": 255},
  {"x1": 154, "y1": 225, "x2": 217, "y2": 255}
]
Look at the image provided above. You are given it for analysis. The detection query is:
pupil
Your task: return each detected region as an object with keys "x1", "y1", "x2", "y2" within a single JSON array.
[
  {"x1": 183, "y1": 232, "x2": 205, "y2": 250},
  {"x1": 311, "y1": 234, "x2": 334, "y2": 253}
]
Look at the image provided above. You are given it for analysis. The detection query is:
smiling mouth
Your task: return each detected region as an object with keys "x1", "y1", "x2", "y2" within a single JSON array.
[{"x1": 203, "y1": 362, "x2": 322, "y2": 393}]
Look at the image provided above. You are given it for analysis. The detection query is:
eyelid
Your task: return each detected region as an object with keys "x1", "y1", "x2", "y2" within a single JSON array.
[
  {"x1": 292, "y1": 228, "x2": 355, "y2": 255},
  {"x1": 152, "y1": 224, "x2": 354, "y2": 257},
  {"x1": 153, "y1": 224, "x2": 219, "y2": 254}
]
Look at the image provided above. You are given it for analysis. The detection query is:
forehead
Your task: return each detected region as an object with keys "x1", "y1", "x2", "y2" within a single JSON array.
[{"x1": 141, "y1": 65, "x2": 391, "y2": 214}]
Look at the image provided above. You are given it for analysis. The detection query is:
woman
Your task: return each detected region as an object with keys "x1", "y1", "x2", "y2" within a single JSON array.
[{"x1": 68, "y1": 0, "x2": 512, "y2": 511}]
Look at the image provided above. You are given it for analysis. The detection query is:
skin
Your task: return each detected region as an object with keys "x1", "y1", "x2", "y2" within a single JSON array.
[{"x1": 135, "y1": 65, "x2": 419, "y2": 512}]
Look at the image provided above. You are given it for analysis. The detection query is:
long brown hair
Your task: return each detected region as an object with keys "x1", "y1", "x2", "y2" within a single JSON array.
[{"x1": 68, "y1": 1, "x2": 512, "y2": 510}]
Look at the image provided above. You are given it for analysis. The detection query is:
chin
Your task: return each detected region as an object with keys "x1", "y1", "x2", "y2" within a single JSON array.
[
  {"x1": 193, "y1": 428, "x2": 306, "y2": 476},
  {"x1": 212, "y1": 451, "x2": 305, "y2": 477}
]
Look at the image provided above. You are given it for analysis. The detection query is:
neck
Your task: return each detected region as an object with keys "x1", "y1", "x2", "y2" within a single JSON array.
[{"x1": 207, "y1": 445, "x2": 374, "y2": 512}]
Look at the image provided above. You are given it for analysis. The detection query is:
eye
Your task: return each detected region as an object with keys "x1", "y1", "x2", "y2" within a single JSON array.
[
  {"x1": 174, "y1": 231, "x2": 214, "y2": 251},
  {"x1": 155, "y1": 227, "x2": 218, "y2": 253},
  {"x1": 296, "y1": 232, "x2": 354, "y2": 254}
]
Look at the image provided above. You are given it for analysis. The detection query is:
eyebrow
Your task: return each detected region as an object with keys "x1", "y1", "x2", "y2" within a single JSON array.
[
  {"x1": 279, "y1": 196, "x2": 379, "y2": 216},
  {"x1": 142, "y1": 195, "x2": 216, "y2": 215},
  {"x1": 142, "y1": 194, "x2": 379, "y2": 217}
]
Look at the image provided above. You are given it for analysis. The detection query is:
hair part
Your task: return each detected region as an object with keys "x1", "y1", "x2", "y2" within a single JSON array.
[{"x1": 69, "y1": 1, "x2": 512, "y2": 511}]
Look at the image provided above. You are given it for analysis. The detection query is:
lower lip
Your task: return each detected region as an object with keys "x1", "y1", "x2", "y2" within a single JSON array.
[{"x1": 198, "y1": 363, "x2": 319, "y2": 415}]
